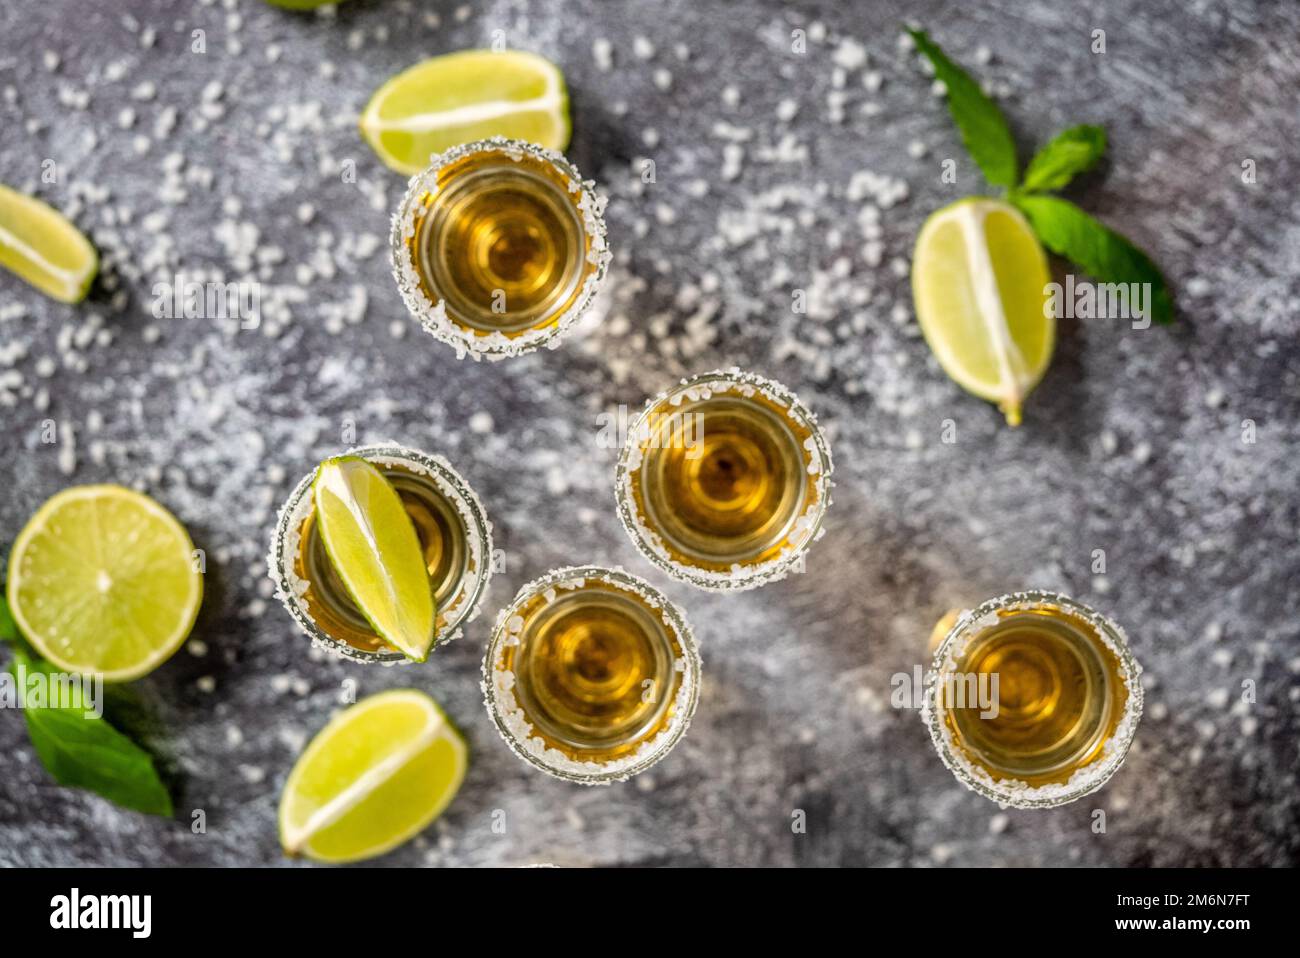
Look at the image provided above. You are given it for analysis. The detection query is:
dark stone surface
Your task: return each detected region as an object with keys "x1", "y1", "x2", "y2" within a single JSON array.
[{"x1": 0, "y1": 0, "x2": 1296, "y2": 866}]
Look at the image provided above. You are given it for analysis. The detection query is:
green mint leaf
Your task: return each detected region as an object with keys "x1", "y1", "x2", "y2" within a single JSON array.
[
  {"x1": 3, "y1": 597, "x2": 173, "y2": 817},
  {"x1": 23, "y1": 705, "x2": 174, "y2": 816},
  {"x1": 1012, "y1": 194, "x2": 1174, "y2": 325},
  {"x1": 908, "y1": 28, "x2": 1018, "y2": 188},
  {"x1": 1021, "y1": 125, "x2": 1107, "y2": 193}
]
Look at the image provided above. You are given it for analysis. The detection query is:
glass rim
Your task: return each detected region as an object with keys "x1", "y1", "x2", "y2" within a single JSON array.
[
  {"x1": 614, "y1": 367, "x2": 835, "y2": 592},
  {"x1": 481, "y1": 564, "x2": 701, "y2": 785},
  {"x1": 269, "y1": 442, "x2": 495, "y2": 666},
  {"x1": 389, "y1": 136, "x2": 611, "y2": 362},
  {"x1": 922, "y1": 589, "x2": 1144, "y2": 809}
]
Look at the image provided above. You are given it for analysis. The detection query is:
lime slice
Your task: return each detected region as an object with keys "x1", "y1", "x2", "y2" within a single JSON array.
[
  {"x1": 279, "y1": 689, "x2": 468, "y2": 863},
  {"x1": 313, "y1": 456, "x2": 435, "y2": 661},
  {"x1": 911, "y1": 197, "x2": 1055, "y2": 426},
  {"x1": 0, "y1": 184, "x2": 97, "y2": 303},
  {"x1": 360, "y1": 49, "x2": 570, "y2": 175},
  {"x1": 6, "y1": 485, "x2": 203, "y2": 681}
]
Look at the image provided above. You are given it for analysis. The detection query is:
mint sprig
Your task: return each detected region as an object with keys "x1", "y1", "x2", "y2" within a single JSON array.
[
  {"x1": 1012, "y1": 195, "x2": 1173, "y2": 325},
  {"x1": 907, "y1": 28, "x2": 1017, "y2": 188},
  {"x1": 1021, "y1": 124, "x2": 1107, "y2": 193},
  {"x1": 1, "y1": 595, "x2": 173, "y2": 817},
  {"x1": 909, "y1": 28, "x2": 1173, "y2": 324}
]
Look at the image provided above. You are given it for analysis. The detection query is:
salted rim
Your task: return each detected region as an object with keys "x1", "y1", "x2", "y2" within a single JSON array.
[
  {"x1": 921, "y1": 589, "x2": 1144, "y2": 809},
  {"x1": 480, "y1": 565, "x2": 702, "y2": 785},
  {"x1": 389, "y1": 137, "x2": 611, "y2": 361},
  {"x1": 268, "y1": 442, "x2": 495, "y2": 666},
  {"x1": 614, "y1": 368, "x2": 835, "y2": 592}
]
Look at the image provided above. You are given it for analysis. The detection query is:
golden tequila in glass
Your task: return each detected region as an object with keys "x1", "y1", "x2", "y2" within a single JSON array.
[
  {"x1": 923, "y1": 590, "x2": 1143, "y2": 808},
  {"x1": 270, "y1": 444, "x2": 494, "y2": 664},
  {"x1": 482, "y1": 566, "x2": 700, "y2": 784},
  {"x1": 615, "y1": 369, "x2": 833, "y2": 591},
  {"x1": 391, "y1": 137, "x2": 610, "y2": 360}
]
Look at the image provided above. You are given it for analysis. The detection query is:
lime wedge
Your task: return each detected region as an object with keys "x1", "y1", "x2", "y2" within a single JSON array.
[
  {"x1": 6, "y1": 485, "x2": 203, "y2": 681},
  {"x1": 313, "y1": 456, "x2": 434, "y2": 661},
  {"x1": 911, "y1": 197, "x2": 1055, "y2": 426},
  {"x1": 279, "y1": 689, "x2": 468, "y2": 863},
  {"x1": 360, "y1": 49, "x2": 570, "y2": 175},
  {"x1": 0, "y1": 184, "x2": 97, "y2": 303}
]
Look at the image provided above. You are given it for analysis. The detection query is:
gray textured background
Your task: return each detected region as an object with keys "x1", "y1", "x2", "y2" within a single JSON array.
[{"x1": 1, "y1": 0, "x2": 1297, "y2": 867}]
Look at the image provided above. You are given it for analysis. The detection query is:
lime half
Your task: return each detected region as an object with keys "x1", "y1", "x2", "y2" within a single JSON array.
[
  {"x1": 279, "y1": 689, "x2": 468, "y2": 863},
  {"x1": 0, "y1": 184, "x2": 97, "y2": 303},
  {"x1": 912, "y1": 198, "x2": 1055, "y2": 426},
  {"x1": 6, "y1": 485, "x2": 203, "y2": 681},
  {"x1": 313, "y1": 456, "x2": 435, "y2": 661},
  {"x1": 360, "y1": 49, "x2": 570, "y2": 175}
]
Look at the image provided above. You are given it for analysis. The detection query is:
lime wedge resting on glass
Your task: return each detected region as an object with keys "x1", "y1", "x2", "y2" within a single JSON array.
[
  {"x1": 0, "y1": 184, "x2": 97, "y2": 303},
  {"x1": 312, "y1": 456, "x2": 435, "y2": 661},
  {"x1": 279, "y1": 689, "x2": 468, "y2": 863},
  {"x1": 360, "y1": 49, "x2": 570, "y2": 175},
  {"x1": 911, "y1": 197, "x2": 1055, "y2": 426},
  {"x1": 6, "y1": 485, "x2": 203, "y2": 681}
]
